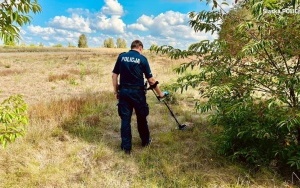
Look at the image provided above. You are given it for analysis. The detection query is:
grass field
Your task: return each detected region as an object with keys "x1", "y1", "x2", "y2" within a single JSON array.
[{"x1": 0, "y1": 47, "x2": 295, "y2": 187}]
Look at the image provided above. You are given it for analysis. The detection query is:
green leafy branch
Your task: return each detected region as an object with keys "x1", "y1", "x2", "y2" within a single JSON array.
[
  {"x1": 0, "y1": 0, "x2": 42, "y2": 44},
  {"x1": 0, "y1": 95, "x2": 28, "y2": 147}
]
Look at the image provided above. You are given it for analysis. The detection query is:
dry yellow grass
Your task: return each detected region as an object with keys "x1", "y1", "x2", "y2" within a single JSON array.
[
  {"x1": 0, "y1": 47, "x2": 182, "y2": 105},
  {"x1": 0, "y1": 47, "x2": 296, "y2": 188},
  {"x1": 0, "y1": 48, "x2": 123, "y2": 120}
]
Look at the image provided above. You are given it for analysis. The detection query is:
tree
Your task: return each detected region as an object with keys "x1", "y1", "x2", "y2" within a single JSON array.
[
  {"x1": 0, "y1": 0, "x2": 42, "y2": 44},
  {"x1": 103, "y1": 38, "x2": 115, "y2": 48},
  {"x1": 78, "y1": 34, "x2": 88, "y2": 48},
  {"x1": 151, "y1": 0, "x2": 300, "y2": 172},
  {"x1": 0, "y1": 0, "x2": 37, "y2": 147},
  {"x1": 116, "y1": 38, "x2": 127, "y2": 48}
]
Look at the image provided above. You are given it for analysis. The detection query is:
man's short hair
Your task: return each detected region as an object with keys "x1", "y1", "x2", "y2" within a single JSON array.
[{"x1": 131, "y1": 40, "x2": 143, "y2": 49}]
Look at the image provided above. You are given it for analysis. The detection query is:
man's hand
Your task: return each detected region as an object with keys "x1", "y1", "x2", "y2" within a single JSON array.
[
  {"x1": 147, "y1": 81, "x2": 159, "y2": 90},
  {"x1": 159, "y1": 91, "x2": 169, "y2": 100},
  {"x1": 114, "y1": 92, "x2": 119, "y2": 99}
]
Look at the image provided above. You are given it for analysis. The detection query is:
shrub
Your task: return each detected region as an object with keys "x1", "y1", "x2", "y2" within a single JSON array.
[
  {"x1": 0, "y1": 95, "x2": 28, "y2": 147},
  {"x1": 151, "y1": 0, "x2": 300, "y2": 173}
]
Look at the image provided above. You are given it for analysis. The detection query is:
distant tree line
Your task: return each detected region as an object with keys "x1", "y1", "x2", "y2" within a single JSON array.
[
  {"x1": 77, "y1": 34, "x2": 127, "y2": 49},
  {"x1": 103, "y1": 38, "x2": 127, "y2": 48},
  {"x1": 1, "y1": 32, "x2": 127, "y2": 49}
]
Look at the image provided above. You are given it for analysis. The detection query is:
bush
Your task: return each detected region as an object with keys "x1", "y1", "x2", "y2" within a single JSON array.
[
  {"x1": 53, "y1": 44, "x2": 63, "y2": 47},
  {"x1": 0, "y1": 95, "x2": 28, "y2": 147},
  {"x1": 208, "y1": 94, "x2": 288, "y2": 166},
  {"x1": 151, "y1": 0, "x2": 300, "y2": 174}
]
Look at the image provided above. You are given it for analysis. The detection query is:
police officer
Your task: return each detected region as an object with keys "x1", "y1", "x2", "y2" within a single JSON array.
[{"x1": 112, "y1": 40, "x2": 167, "y2": 154}]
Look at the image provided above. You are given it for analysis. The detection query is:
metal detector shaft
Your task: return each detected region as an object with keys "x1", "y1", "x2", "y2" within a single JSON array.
[
  {"x1": 150, "y1": 89, "x2": 182, "y2": 127},
  {"x1": 162, "y1": 100, "x2": 182, "y2": 127}
]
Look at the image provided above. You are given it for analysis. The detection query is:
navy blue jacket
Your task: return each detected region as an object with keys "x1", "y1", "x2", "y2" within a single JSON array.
[{"x1": 112, "y1": 50, "x2": 153, "y2": 87}]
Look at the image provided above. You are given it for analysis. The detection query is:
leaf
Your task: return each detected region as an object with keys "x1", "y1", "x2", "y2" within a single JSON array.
[
  {"x1": 0, "y1": 95, "x2": 28, "y2": 148},
  {"x1": 0, "y1": 0, "x2": 41, "y2": 43}
]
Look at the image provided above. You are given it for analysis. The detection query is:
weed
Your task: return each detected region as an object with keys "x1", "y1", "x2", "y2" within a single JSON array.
[{"x1": 69, "y1": 78, "x2": 79, "y2": 85}]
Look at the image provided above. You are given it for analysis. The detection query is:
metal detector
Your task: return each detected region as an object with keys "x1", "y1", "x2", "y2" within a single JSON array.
[{"x1": 148, "y1": 87, "x2": 187, "y2": 130}]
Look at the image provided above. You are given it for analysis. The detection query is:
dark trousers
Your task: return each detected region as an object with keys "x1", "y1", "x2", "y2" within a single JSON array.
[{"x1": 118, "y1": 88, "x2": 150, "y2": 150}]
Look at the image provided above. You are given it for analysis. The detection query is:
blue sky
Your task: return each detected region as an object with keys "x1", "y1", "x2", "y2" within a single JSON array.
[{"x1": 17, "y1": 0, "x2": 232, "y2": 49}]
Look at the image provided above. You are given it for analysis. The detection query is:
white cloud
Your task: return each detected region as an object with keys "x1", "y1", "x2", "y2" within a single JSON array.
[
  {"x1": 49, "y1": 15, "x2": 92, "y2": 33},
  {"x1": 137, "y1": 15, "x2": 154, "y2": 27},
  {"x1": 27, "y1": 25, "x2": 56, "y2": 35},
  {"x1": 55, "y1": 29, "x2": 81, "y2": 38},
  {"x1": 26, "y1": 25, "x2": 81, "y2": 45},
  {"x1": 101, "y1": 0, "x2": 123, "y2": 16},
  {"x1": 42, "y1": 36, "x2": 50, "y2": 40},
  {"x1": 155, "y1": 11, "x2": 187, "y2": 25},
  {"x1": 127, "y1": 10, "x2": 212, "y2": 45},
  {"x1": 92, "y1": 0, "x2": 126, "y2": 34},
  {"x1": 46, "y1": 0, "x2": 126, "y2": 34},
  {"x1": 94, "y1": 15, "x2": 125, "y2": 34},
  {"x1": 22, "y1": 0, "x2": 127, "y2": 45},
  {"x1": 20, "y1": 28, "x2": 26, "y2": 35},
  {"x1": 127, "y1": 23, "x2": 148, "y2": 31}
]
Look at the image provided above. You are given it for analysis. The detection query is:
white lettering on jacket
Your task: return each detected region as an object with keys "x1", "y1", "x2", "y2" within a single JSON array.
[{"x1": 121, "y1": 57, "x2": 140, "y2": 64}]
